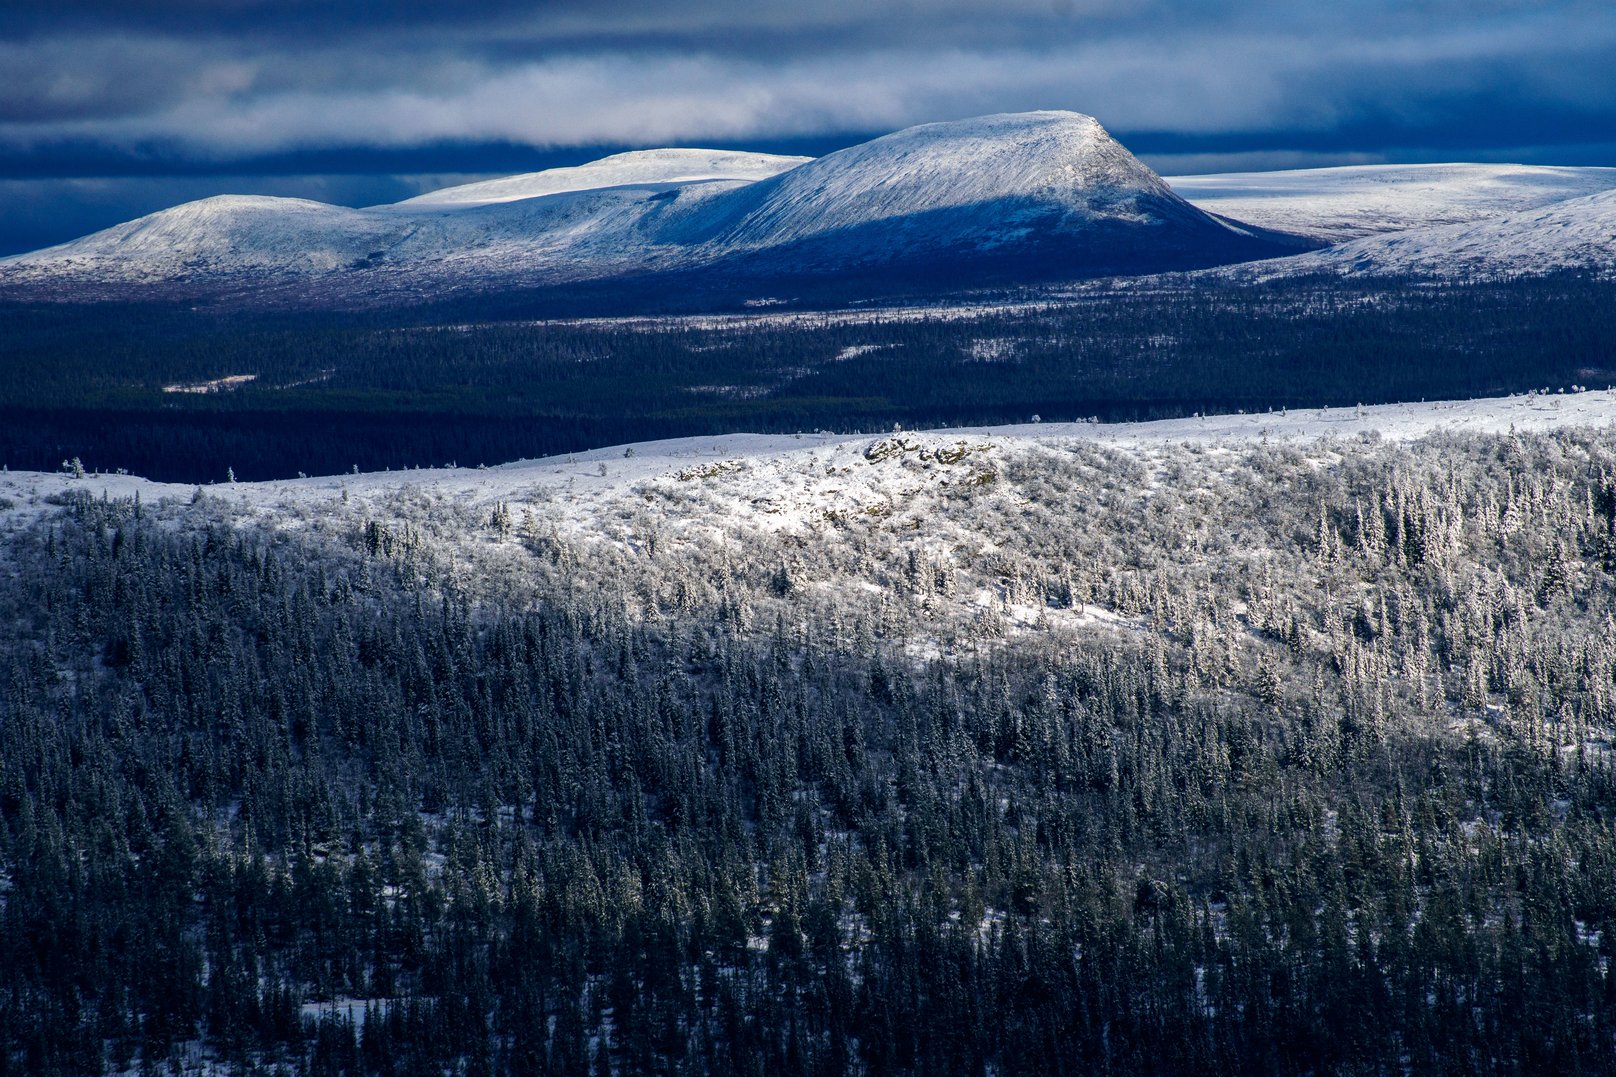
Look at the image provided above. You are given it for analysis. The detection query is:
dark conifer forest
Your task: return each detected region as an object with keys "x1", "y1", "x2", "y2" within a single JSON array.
[
  {"x1": 3, "y1": 424, "x2": 1615, "y2": 1074},
  {"x1": 5, "y1": 2, "x2": 1616, "y2": 1071},
  {"x1": 3, "y1": 271, "x2": 1614, "y2": 482}
]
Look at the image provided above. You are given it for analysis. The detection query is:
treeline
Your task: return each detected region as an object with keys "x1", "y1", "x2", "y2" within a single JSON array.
[
  {"x1": 3, "y1": 271, "x2": 1615, "y2": 481},
  {"x1": 2, "y1": 427, "x2": 1616, "y2": 1073}
]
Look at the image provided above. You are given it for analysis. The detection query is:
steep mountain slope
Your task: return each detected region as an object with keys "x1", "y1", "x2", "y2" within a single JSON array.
[
  {"x1": 671, "y1": 111, "x2": 1308, "y2": 280},
  {"x1": 1228, "y1": 188, "x2": 1616, "y2": 282},
  {"x1": 1169, "y1": 163, "x2": 1616, "y2": 242},
  {"x1": 0, "y1": 112, "x2": 1308, "y2": 306}
]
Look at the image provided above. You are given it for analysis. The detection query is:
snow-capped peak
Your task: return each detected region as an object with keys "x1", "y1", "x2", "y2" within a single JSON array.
[{"x1": 683, "y1": 111, "x2": 1187, "y2": 250}]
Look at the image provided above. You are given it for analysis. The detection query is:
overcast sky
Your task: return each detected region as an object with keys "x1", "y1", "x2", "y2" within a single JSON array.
[{"x1": 3, "y1": 0, "x2": 1614, "y2": 254}]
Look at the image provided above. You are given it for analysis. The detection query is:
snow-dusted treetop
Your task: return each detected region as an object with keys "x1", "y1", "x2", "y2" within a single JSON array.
[{"x1": 7, "y1": 389, "x2": 1614, "y2": 519}]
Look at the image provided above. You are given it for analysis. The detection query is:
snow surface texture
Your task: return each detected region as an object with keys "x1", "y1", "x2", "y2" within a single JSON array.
[
  {"x1": 0, "y1": 112, "x2": 1292, "y2": 300},
  {"x1": 394, "y1": 149, "x2": 811, "y2": 209},
  {"x1": 7, "y1": 390, "x2": 1614, "y2": 528},
  {"x1": 1169, "y1": 163, "x2": 1616, "y2": 243},
  {"x1": 1225, "y1": 188, "x2": 1616, "y2": 282},
  {"x1": 664, "y1": 111, "x2": 1240, "y2": 251},
  {"x1": 0, "y1": 160, "x2": 781, "y2": 291}
]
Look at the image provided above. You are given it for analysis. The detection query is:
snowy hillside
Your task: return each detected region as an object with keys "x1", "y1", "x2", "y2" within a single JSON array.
[
  {"x1": 9, "y1": 151, "x2": 814, "y2": 285},
  {"x1": 1227, "y1": 188, "x2": 1616, "y2": 282},
  {"x1": 0, "y1": 196, "x2": 414, "y2": 283},
  {"x1": 671, "y1": 112, "x2": 1270, "y2": 258},
  {"x1": 11, "y1": 111, "x2": 1616, "y2": 303},
  {"x1": 8, "y1": 389, "x2": 1612, "y2": 526},
  {"x1": 0, "y1": 160, "x2": 773, "y2": 292},
  {"x1": 1169, "y1": 163, "x2": 1616, "y2": 242},
  {"x1": 393, "y1": 148, "x2": 811, "y2": 209},
  {"x1": 5, "y1": 388, "x2": 1611, "y2": 692},
  {"x1": 0, "y1": 112, "x2": 1303, "y2": 303}
]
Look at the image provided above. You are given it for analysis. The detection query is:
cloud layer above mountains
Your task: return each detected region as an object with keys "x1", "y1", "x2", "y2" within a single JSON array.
[{"x1": 4, "y1": 0, "x2": 1614, "y2": 254}]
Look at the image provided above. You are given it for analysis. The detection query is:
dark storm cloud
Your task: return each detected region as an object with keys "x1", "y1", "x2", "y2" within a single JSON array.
[
  {"x1": 2, "y1": 0, "x2": 1614, "y2": 253},
  {"x1": 3, "y1": 1, "x2": 1612, "y2": 154}
]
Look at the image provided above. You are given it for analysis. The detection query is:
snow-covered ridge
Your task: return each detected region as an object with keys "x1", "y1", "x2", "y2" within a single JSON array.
[
  {"x1": 1169, "y1": 163, "x2": 1616, "y2": 242},
  {"x1": 674, "y1": 111, "x2": 1212, "y2": 250},
  {"x1": 6, "y1": 195, "x2": 408, "y2": 279},
  {"x1": 6, "y1": 390, "x2": 1613, "y2": 518},
  {"x1": 7, "y1": 113, "x2": 1615, "y2": 300},
  {"x1": 4, "y1": 392, "x2": 1609, "y2": 663},
  {"x1": 0, "y1": 111, "x2": 1299, "y2": 299},
  {"x1": 1226, "y1": 188, "x2": 1616, "y2": 282},
  {"x1": 393, "y1": 148, "x2": 812, "y2": 209}
]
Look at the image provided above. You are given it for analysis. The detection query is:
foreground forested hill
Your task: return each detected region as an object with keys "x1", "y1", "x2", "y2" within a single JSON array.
[{"x1": 3, "y1": 418, "x2": 1616, "y2": 1074}]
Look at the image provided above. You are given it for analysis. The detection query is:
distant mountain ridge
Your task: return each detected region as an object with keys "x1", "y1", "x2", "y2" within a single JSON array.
[
  {"x1": 393, "y1": 148, "x2": 812, "y2": 209},
  {"x1": 1221, "y1": 188, "x2": 1616, "y2": 282},
  {"x1": 1167, "y1": 163, "x2": 1616, "y2": 242},
  {"x1": 6, "y1": 112, "x2": 1616, "y2": 310},
  {"x1": 0, "y1": 111, "x2": 1309, "y2": 307},
  {"x1": 650, "y1": 112, "x2": 1302, "y2": 285}
]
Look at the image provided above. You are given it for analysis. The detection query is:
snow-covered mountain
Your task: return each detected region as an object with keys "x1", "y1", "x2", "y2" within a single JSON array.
[
  {"x1": 12, "y1": 110, "x2": 1615, "y2": 306},
  {"x1": 0, "y1": 149, "x2": 803, "y2": 295},
  {"x1": 393, "y1": 148, "x2": 811, "y2": 209},
  {"x1": 1169, "y1": 163, "x2": 1616, "y2": 243},
  {"x1": 0, "y1": 112, "x2": 1305, "y2": 305},
  {"x1": 654, "y1": 111, "x2": 1303, "y2": 281},
  {"x1": 2, "y1": 196, "x2": 408, "y2": 283},
  {"x1": 1224, "y1": 188, "x2": 1616, "y2": 282}
]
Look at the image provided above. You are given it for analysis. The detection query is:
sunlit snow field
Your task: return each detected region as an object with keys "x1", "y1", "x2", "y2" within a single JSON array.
[{"x1": 6, "y1": 389, "x2": 1611, "y2": 527}]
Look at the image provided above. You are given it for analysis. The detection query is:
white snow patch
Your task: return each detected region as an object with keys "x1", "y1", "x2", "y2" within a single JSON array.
[
  {"x1": 1170, "y1": 162, "x2": 1616, "y2": 243},
  {"x1": 162, "y1": 374, "x2": 258, "y2": 394},
  {"x1": 1222, "y1": 188, "x2": 1616, "y2": 282},
  {"x1": 393, "y1": 148, "x2": 811, "y2": 209}
]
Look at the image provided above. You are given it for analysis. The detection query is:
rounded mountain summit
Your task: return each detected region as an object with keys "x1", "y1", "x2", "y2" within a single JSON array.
[{"x1": 0, "y1": 111, "x2": 1314, "y2": 309}]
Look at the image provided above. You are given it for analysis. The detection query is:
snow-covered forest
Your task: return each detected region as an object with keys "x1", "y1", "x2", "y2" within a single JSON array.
[{"x1": 4, "y1": 410, "x2": 1616, "y2": 1074}]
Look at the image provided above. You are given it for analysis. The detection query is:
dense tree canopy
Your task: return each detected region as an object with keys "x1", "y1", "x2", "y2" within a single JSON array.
[
  {"x1": 3, "y1": 271, "x2": 1614, "y2": 482},
  {"x1": 3, "y1": 425, "x2": 1615, "y2": 1073}
]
